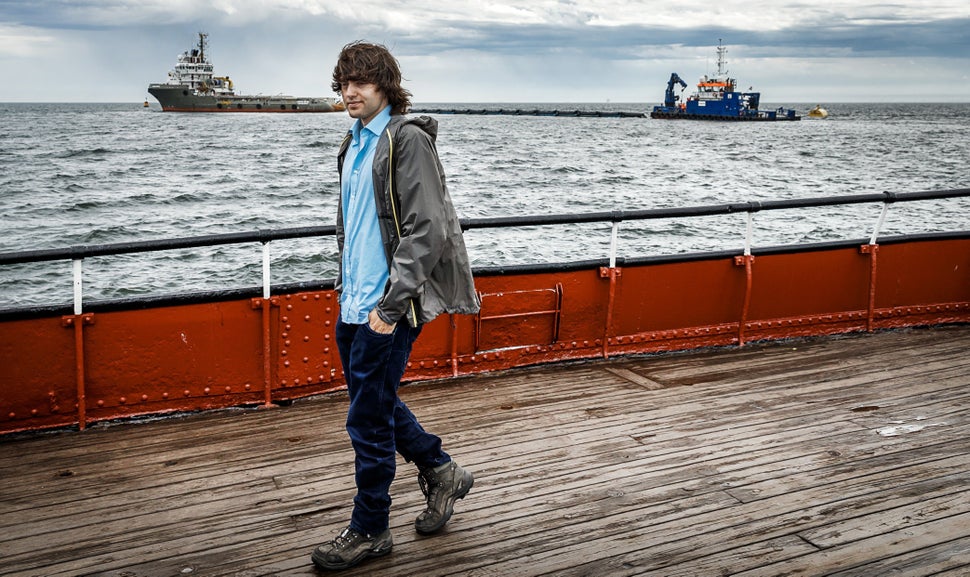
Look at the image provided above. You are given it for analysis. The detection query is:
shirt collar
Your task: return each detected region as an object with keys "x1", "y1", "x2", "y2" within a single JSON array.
[{"x1": 351, "y1": 105, "x2": 393, "y2": 144}]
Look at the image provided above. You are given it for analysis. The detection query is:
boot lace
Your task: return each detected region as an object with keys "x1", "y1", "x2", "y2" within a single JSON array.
[{"x1": 418, "y1": 469, "x2": 440, "y2": 501}]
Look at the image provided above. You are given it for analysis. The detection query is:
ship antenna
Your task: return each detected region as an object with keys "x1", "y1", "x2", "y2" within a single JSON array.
[
  {"x1": 198, "y1": 32, "x2": 208, "y2": 62},
  {"x1": 716, "y1": 39, "x2": 727, "y2": 78}
]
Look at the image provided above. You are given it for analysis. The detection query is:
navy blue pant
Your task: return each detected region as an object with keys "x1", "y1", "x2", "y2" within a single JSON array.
[{"x1": 336, "y1": 320, "x2": 451, "y2": 535}]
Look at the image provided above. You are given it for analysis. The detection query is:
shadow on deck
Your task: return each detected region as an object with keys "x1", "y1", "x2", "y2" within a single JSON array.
[{"x1": 2, "y1": 325, "x2": 969, "y2": 576}]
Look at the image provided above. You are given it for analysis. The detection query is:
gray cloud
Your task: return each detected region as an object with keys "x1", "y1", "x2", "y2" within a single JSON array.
[{"x1": 1, "y1": 0, "x2": 967, "y2": 102}]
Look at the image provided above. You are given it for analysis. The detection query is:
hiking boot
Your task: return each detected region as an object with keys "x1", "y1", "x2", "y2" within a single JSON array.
[
  {"x1": 311, "y1": 526, "x2": 392, "y2": 571},
  {"x1": 415, "y1": 460, "x2": 474, "y2": 535}
]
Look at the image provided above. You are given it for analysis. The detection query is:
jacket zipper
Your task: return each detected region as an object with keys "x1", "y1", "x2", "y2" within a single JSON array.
[{"x1": 385, "y1": 127, "x2": 419, "y2": 327}]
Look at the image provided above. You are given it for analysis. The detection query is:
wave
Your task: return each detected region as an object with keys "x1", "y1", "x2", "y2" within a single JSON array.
[{"x1": 59, "y1": 147, "x2": 113, "y2": 158}]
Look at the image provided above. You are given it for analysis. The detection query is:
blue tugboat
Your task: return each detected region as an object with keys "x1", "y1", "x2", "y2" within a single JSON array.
[{"x1": 651, "y1": 41, "x2": 800, "y2": 121}]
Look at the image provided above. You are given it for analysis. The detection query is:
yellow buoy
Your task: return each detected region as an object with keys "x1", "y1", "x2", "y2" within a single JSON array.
[{"x1": 808, "y1": 105, "x2": 828, "y2": 119}]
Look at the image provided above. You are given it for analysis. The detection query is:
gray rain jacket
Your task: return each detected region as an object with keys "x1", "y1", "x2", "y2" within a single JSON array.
[{"x1": 336, "y1": 114, "x2": 481, "y2": 327}]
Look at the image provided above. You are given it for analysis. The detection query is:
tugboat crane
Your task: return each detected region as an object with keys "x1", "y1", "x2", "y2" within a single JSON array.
[{"x1": 664, "y1": 73, "x2": 688, "y2": 107}]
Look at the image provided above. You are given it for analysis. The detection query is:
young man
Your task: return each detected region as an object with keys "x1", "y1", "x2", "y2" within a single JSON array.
[{"x1": 311, "y1": 41, "x2": 481, "y2": 572}]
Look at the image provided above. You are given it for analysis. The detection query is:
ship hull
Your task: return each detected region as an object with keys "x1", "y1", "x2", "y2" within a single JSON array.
[
  {"x1": 148, "y1": 84, "x2": 342, "y2": 113},
  {"x1": 650, "y1": 108, "x2": 800, "y2": 121}
]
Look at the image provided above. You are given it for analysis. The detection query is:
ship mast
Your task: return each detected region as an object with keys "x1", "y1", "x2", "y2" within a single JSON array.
[
  {"x1": 715, "y1": 39, "x2": 735, "y2": 92},
  {"x1": 197, "y1": 32, "x2": 208, "y2": 63},
  {"x1": 716, "y1": 39, "x2": 727, "y2": 78}
]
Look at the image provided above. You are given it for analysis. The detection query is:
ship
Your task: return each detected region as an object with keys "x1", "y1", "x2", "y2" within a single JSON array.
[
  {"x1": 651, "y1": 41, "x2": 800, "y2": 121},
  {"x1": 147, "y1": 32, "x2": 343, "y2": 113}
]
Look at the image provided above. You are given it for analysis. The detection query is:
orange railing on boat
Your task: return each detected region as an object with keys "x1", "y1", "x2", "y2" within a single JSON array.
[{"x1": 1, "y1": 189, "x2": 968, "y2": 434}]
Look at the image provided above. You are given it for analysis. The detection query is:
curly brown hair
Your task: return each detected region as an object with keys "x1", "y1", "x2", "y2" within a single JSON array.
[{"x1": 331, "y1": 41, "x2": 412, "y2": 115}]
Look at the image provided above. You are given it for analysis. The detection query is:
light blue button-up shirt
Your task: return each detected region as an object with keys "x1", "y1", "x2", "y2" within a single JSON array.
[{"x1": 339, "y1": 106, "x2": 392, "y2": 324}]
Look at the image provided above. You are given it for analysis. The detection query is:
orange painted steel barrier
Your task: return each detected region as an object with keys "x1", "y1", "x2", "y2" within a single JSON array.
[
  {"x1": 2, "y1": 190, "x2": 969, "y2": 435},
  {"x1": 2, "y1": 237, "x2": 967, "y2": 435}
]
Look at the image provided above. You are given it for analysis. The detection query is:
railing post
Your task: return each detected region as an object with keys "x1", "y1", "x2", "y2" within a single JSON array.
[
  {"x1": 64, "y1": 258, "x2": 89, "y2": 430},
  {"x1": 259, "y1": 242, "x2": 276, "y2": 408},
  {"x1": 862, "y1": 244, "x2": 879, "y2": 332},
  {"x1": 735, "y1": 254, "x2": 755, "y2": 346},
  {"x1": 735, "y1": 208, "x2": 758, "y2": 346},
  {"x1": 601, "y1": 220, "x2": 621, "y2": 358},
  {"x1": 450, "y1": 313, "x2": 459, "y2": 377},
  {"x1": 863, "y1": 194, "x2": 892, "y2": 332},
  {"x1": 73, "y1": 259, "x2": 83, "y2": 316}
]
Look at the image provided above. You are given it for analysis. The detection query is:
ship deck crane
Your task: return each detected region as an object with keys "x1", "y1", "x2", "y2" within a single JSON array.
[{"x1": 664, "y1": 73, "x2": 688, "y2": 107}]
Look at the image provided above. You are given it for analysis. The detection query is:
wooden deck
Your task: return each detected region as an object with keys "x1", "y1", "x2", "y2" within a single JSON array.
[{"x1": 2, "y1": 325, "x2": 969, "y2": 577}]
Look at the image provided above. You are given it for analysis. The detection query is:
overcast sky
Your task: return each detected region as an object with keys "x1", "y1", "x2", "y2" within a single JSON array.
[{"x1": 1, "y1": 0, "x2": 968, "y2": 104}]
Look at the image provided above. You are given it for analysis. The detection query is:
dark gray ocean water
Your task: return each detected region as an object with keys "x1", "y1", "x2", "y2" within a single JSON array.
[{"x1": 1, "y1": 102, "x2": 968, "y2": 309}]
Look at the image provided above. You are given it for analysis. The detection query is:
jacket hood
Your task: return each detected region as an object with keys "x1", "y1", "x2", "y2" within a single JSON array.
[{"x1": 398, "y1": 114, "x2": 438, "y2": 143}]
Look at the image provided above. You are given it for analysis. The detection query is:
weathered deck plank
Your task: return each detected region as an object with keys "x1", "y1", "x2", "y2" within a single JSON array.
[{"x1": 0, "y1": 325, "x2": 968, "y2": 576}]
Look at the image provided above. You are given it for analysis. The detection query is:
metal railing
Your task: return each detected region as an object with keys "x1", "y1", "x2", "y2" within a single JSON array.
[{"x1": 1, "y1": 188, "x2": 968, "y2": 317}]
